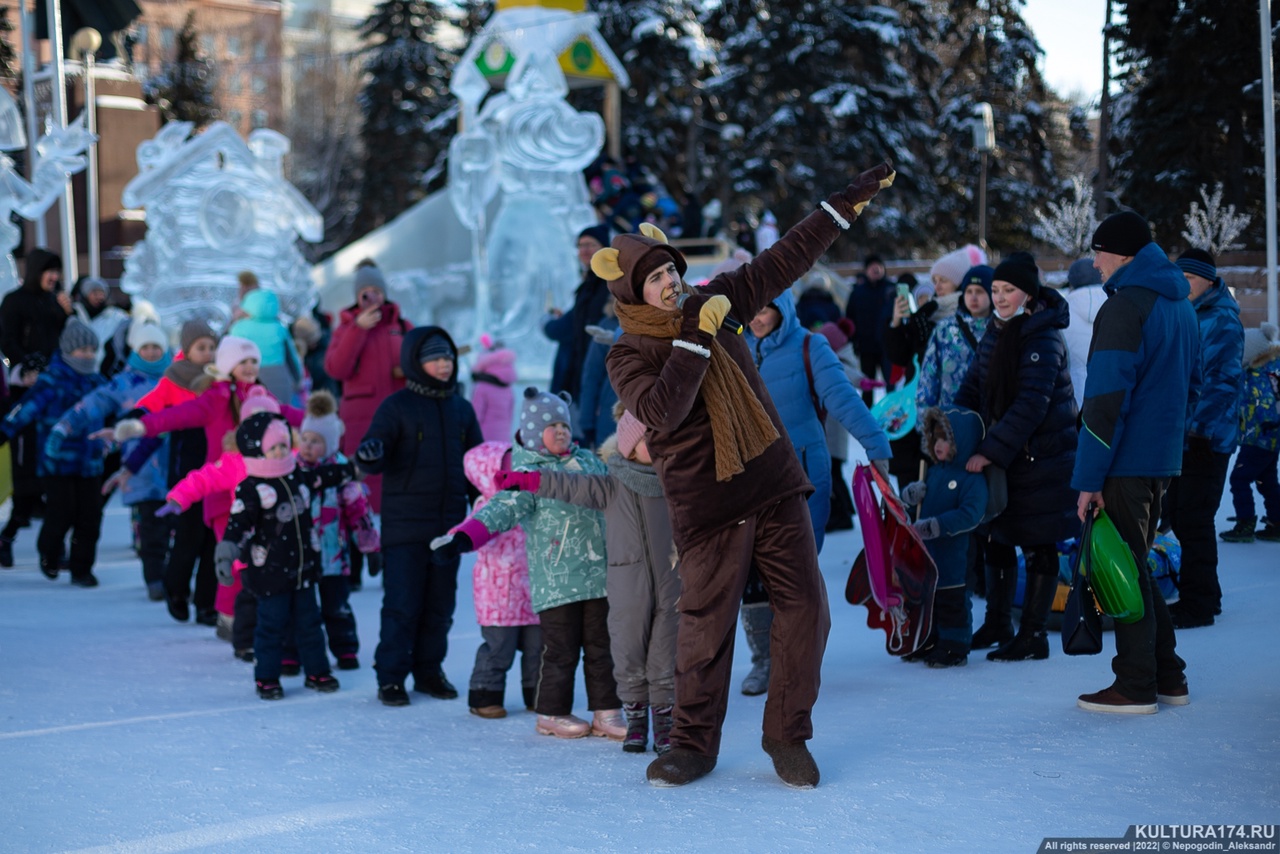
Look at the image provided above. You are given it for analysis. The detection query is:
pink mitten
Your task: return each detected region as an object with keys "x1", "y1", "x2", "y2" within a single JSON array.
[
  {"x1": 494, "y1": 470, "x2": 541, "y2": 492},
  {"x1": 354, "y1": 525, "x2": 380, "y2": 554},
  {"x1": 858, "y1": 377, "x2": 886, "y2": 391}
]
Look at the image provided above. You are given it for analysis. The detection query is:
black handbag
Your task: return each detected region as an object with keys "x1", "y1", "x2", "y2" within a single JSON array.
[{"x1": 1062, "y1": 510, "x2": 1104, "y2": 656}]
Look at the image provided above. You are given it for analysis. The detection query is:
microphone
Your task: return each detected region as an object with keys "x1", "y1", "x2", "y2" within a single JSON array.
[{"x1": 674, "y1": 293, "x2": 744, "y2": 335}]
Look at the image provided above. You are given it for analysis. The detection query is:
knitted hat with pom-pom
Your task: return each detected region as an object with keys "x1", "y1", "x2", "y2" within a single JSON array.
[
  {"x1": 518, "y1": 387, "x2": 572, "y2": 452},
  {"x1": 1242, "y1": 322, "x2": 1280, "y2": 367},
  {"x1": 300, "y1": 390, "x2": 343, "y2": 457}
]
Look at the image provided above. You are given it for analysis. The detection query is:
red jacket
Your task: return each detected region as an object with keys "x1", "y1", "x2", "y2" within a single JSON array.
[{"x1": 323, "y1": 300, "x2": 411, "y2": 512}]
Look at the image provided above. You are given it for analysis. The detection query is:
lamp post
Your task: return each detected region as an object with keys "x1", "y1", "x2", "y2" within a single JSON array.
[
  {"x1": 973, "y1": 102, "x2": 995, "y2": 252},
  {"x1": 45, "y1": 0, "x2": 76, "y2": 281},
  {"x1": 70, "y1": 27, "x2": 102, "y2": 279}
]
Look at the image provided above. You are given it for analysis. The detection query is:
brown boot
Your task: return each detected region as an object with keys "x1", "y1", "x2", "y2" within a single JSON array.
[
  {"x1": 761, "y1": 735, "x2": 820, "y2": 788},
  {"x1": 646, "y1": 748, "x2": 716, "y2": 787}
]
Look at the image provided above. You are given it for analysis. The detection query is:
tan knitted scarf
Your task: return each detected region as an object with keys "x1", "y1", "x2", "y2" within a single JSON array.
[{"x1": 615, "y1": 300, "x2": 779, "y2": 482}]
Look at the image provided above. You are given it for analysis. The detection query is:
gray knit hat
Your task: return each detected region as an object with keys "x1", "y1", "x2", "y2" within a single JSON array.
[
  {"x1": 1067, "y1": 258, "x2": 1103, "y2": 289},
  {"x1": 180, "y1": 319, "x2": 217, "y2": 355},
  {"x1": 518, "y1": 387, "x2": 572, "y2": 451},
  {"x1": 354, "y1": 265, "x2": 387, "y2": 298},
  {"x1": 300, "y1": 390, "x2": 343, "y2": 458},
  {"x1": 60, "y1": 318, "x2": 99, "y2": 356}
]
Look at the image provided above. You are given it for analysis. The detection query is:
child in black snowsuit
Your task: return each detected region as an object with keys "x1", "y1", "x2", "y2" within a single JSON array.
[{"x1": 218, "y1": 411, "x2": 356, "y2": 700}]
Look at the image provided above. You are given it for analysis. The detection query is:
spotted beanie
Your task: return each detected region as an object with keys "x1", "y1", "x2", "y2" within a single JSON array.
[{"x1": 518, "y1": 387, "x2": 572, "y2": 452}]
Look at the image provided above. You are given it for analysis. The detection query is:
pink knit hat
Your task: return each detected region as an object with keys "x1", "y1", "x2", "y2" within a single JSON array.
[
  {"x1": 616, "y1": 409, "x2": 647, "y2": 458},
  {"x1": 213, "y1": 335, "x2": 261, "y2": 379},
  {"x1": 241, "y1": 385, "x2": 281, "y2": 417}
]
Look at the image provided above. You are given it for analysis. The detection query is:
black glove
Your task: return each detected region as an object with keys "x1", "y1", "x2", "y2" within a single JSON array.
[
  {"x1": 365, "y1": 551, "x2": 382, "y2": 577},
  {"x1": 429, "y1": 531, "x2": 473, "y2": 565},
  {"x1": 356, "y1": 439, "x2": 384, "y2": 465}
]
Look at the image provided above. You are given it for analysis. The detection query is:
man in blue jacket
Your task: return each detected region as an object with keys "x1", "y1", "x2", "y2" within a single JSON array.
[
  {"x1": 1164, "y1": 249, "x2": 1243, "y2": 629},
  {"x1": 1072, "y1": 210, "x2": 1198, "y2": 715}
]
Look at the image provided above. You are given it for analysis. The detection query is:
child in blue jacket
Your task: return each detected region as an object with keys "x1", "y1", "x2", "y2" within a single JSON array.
[{"x1": 900, "y1": 406, "x2": 989, "y2": 667}]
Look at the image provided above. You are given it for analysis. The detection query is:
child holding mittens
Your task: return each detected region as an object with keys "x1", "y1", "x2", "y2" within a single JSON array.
[
  {"x1": 899, "y1": 406, "x2": 990, "y2": 668},
  {"x1": 219, "y1": 411, "x2": 356, "y2": 699},
  {"x1": 500, "y1": 404, "x2": 680, "y2": 754},
  {"x1": 461, "y1": 440, "x2": 541, "y2": 718},
  {"x1": 432, "y1": 388, "x2": 624, "y2": 740}
]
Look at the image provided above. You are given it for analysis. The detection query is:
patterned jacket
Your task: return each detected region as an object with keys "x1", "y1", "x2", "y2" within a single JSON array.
[
  {"x1": 462, "y1": 441, "x2": 537, "y2": 626},
  {"x1": 1, "y1": 353, "x2": 106, "y2": 477},
  {"x1": 1239, "y1": 351, "x2": 1280, "y2": 452},
  {"x1": 298, "y1": 452, "x2": 377, "y2": 577},
  {"x1": 917, "y1": 312, "x2": 990, "y2": 421},
  {"x1": 1185, "y1": 278, "x2": 1244, "y2": 454}
]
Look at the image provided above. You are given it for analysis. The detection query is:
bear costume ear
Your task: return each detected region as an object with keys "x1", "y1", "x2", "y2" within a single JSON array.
[
  {"x1": 638, "y1": 222, "x2": 669, "y2": 244},
  {"x1": 591, "y1": 247, "x2": 623, "y2": 281},
  {"x1": 556, "y1": 390, "x2": 573, "y2": 405}
]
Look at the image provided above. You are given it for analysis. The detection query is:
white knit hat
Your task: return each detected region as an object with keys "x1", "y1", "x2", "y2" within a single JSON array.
[
  {"x1": 213, "y1": 335, "x2": 261, "y2": 379},
  {"x1": 127, "y1": 321, "x2": 169, "y2": 353},
  {"x1": 930, "y1": 244, "x2": 988, "y2": 288},
  {"x1": 1242, "y1": 322, "x2": 1280, "y2": 367}
]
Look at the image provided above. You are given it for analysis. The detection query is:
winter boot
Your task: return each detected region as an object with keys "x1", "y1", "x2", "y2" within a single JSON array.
[
  {"x1": 0, "y1": 536, "x2": 13, "y2": 568},
  {"x1": 337, "y1": 654, "x2": 360, "y2": 671},
  {"x1": 522, "y1": 685, "x2": 537, "y2": 712},
  {"x1": 415, "y1": 672, "x2": 458, "y2": 700},
  {"x1": 591, "y1": 709, "x2": 627, "y2": 741},
  {"x1": 468, "y1": 689, "x2": 507, "y2": 719},
  {"x1": 761, "y1": 735, "x2": 820, "y2": 789},
  {"x1": 924, "y1": 640, "x2": 970, "y2": 668},
  {"x1": 651, "y1": 705, "x2": 674, "y2": 755},
  {"x1": 39, "y1": 555, "x2": 59, "y2": 580},
  {"x1": 215, "y1": 613, "x2": 234, "y2": 642},
  {"x1": 646, "y1": 749, "x2": 716, "y2": 787},
  {"x1": 147, "y1": 581, "x2": 166, "y2": 601},
  {"x1": 280, "y1": 660, "x2": 301, "y2": 677},
  {"x1": 535, "y1": 714, "x2": 591, "y2": 738},
  {"x1": 256, "y1": 680, "x2": 284, "y2": 700},
  {"x1": 900, "y1": 632, "x2": 937, "y2": 663},
  {"x1": 971, "y1": 563, "x2": 1015, "y2": 650},
  {"x1": 1257, "y1": 523, "x2": 1280, "y2": 542},
  {"x1": 305, "y1": 674, "x2": 340, "y2": 693},
  {"x1": 194, "y1": 609, "x2": 219, "y2": 627},
  {"x1": 1220, "y1": 517, "x2": 1257, "y2": 543},
  {"x1": 739, "y1": 603, "x2": 773, "y2": 696},
  {"x1": 378, "y1": 683, "x2": 410, "y2": 707},
  {"x1": 622, "y1": 702, "x2": 649, "y2": 753},
  {"x1": 987, "y1": 570, "x2": 1056, "y2": 662},
  {"x1": 167, "y1": 596, "x2": 190, "y2": 623}
]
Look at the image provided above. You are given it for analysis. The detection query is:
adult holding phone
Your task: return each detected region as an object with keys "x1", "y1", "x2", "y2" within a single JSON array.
[{"x1": 324, "y1": 260, "x2": 411, "y2": 517}]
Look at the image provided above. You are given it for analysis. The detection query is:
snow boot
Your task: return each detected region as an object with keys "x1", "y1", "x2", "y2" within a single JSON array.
[
  {"x1": 651, "y1": 705, "x2": 673, "y2": 755},
  {"x1": 646, "y1": 748, "x2": 716, "y2": 787},
  {"x1": 1257, "y1": 523, "x2": 1280, "y2": 542},
  {"x1": 622, "y1": 702, "x2": 649, "y2": 753},
  {"x1": 167, "y1": 596, "x2": 190, "y2": 623},
  {"x1": 900, "y1": 632, "x2": 937, "y2": 663},
  {"x1": 233, "y1": 648, "x2": 254, "y2": 663},
  {"x1": 468, "y1": 689, "x2": 506, "y2": 719},
  {"x1": 305, "y1": 674, "x2": 340, "y2": 693},
  {"x1": 591, "y1": 709, "x2": 627, "y2": 741},
  {"x1": 39, "y1": 555, "x2": 59, "y2": 580},
  {"x1": 761, "y1": 735, "x2": 820, "y2": 789},
  {"x1": 987, "y1": 570, "x2": 1056, "y2": 662},
  {"x1": 256, "y1": 680, "x2": 284, "y2": 700},
  {"x1": 337, "y1": 655, "x2": 360, "y2": 671},
  {"x1": 739, "y1": 603, "x2": 773, "y2": 696},
  {"x1": 194, "y1": 608, "x2": 219, "y2": 627},
  {"x1": 1220, "y1": 517, "x2": 1257, "y2": 543},
  {"x1": 971, "y1": 563, "x2": 1015, "y2": 650},
  {"x1": 536, "y1": 714, "x2": 591, "y2": 738},
  {"x1": 280, "y1": 660, "x2": 301, "y2": 677},
  {"x1": 0, "y1": 536, "x2": 13, "y2": 568},
  {"x1": 924, "y1": 640, "x2": 969, "y2": 668},
  {"x1": 415, "y1": 672, "x2": 458, "y2": 699},
  {"x1": 378, "y1": 683, "x2": 410, "y2": 707},
  {"x1": 147, "y1": 581, "x2": 166, "y2": 601}
]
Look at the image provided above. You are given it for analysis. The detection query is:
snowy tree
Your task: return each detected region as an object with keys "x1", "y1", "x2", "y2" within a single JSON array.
[
  {"x1": 702, "y1": 0, "x2": 937, "y2": 252},
  {"x1": 923, "y1": 0, "x2": 1086, "y2": 252},
  {"x1": 356, "y1": 0, "x2": 455, "y2": 233},
  {"x1": 145, "y1": 12, "x2": 219, "y2": 128},
  {"x1": 1032, "y1": 175, "x2": 1097, "y2": 256},
  {"x1": 1108, "y1": 0, "x2": 1277, "y2": 248},
  {"x1": 1181, "y1": 183, "x2": 1251, "y2": 255}
]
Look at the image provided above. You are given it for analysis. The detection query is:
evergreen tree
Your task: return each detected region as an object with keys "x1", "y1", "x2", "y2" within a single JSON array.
[
  {"x1": 702, "y1": 0, "x2": 936, "y2": 253},
  {"x1": 144, "y1": 11, "x2": 219, "y2": 128},
  {"x1": 585, "y1": 0, "x2": 722, "y2": 231},
  {"x1": 357, "y1": 0, "x2": 455, "y2": 233},
  {"x1": 1108, "y1": 0, "x2": 1276, "y2": 249},
  {"x1": 924, "y1": 0, "x2": 1085, "y2": 252}
]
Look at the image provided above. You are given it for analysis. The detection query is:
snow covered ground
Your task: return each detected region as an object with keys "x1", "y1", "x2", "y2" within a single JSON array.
[{"x1": 2, "y1": 488, "x2": 1277, "y2": 853}]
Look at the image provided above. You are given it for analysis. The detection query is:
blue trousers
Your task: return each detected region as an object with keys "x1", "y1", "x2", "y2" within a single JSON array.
[
  {"x1": 255, "y1": 584, "x2": 329, "y2": 683},
  {"x1": 1229, "y1": 444, "x2": 1280, "y2": 522},
  {"x1": 374, "y1": 542, "x2": 459, "y2": 689}
]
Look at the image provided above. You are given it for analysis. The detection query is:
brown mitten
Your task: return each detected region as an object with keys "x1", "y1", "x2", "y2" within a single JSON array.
[{"x1": 826, "y1": 161, "x2": 896, "y2": 223}]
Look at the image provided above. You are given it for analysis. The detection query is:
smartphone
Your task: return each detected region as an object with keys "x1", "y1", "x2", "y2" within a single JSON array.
[{"x1": 896, "y1": 282, "x2": 917, "y2": 313}]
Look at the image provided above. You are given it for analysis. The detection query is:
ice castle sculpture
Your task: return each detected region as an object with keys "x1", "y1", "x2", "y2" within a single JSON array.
[
  {"x1": 121, "y1": 121, "x2": 322, "y2": 331},
  {"x1": 0, "y1": 88, "x2": 95, "y2": 297}
]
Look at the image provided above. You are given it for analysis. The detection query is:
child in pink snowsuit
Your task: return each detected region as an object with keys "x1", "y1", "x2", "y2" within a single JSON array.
[
  {"x1": 461, "y1": 441, "x2": 541, "y2": 718},
  {"x1": 469, "y1": 335, "x2": 518, "y2": 443}
]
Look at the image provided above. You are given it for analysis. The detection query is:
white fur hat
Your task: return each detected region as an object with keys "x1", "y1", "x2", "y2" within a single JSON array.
[{"x1": 1242, "y1": 322, "x2": 1280, "y2": 366}]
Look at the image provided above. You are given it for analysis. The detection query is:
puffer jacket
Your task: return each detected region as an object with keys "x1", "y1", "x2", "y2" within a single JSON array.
[
  {"x1": 917, "y1": 311, "x2": 990, "y2": 420},
  {"x1": 467, "y1": 442, "x2": 607, "y2": 613},
  {"x1": 1239, "y1": 351, "x2": 1280, "y2": 452},
  {"x1": 956, "y1": 286, "x2": 1079, "y2": 546},
  {"x1": 462, "y1": 441, "x2": 537, "y2": 627},
  {"x1": 470, "y1": 347, "x2": 517, "y2": 443},
  {"x1": 299, "y1": 452, "x2": 376, "y2": 577},
  {"x1": 51, "y1": 365, "x2": 167, "y2": 503},
  {"x1": 748, "y1": 291, "x2": 891, "y2": 548},
  {"x1": 1071, "y1": 243, "x2": 1200, "y2": 492},
  {"x1": 1064, "y1": 284, "x2": 1107, "y2": 409},
  {"x1": 356, "y1": 326, "x2": 483, "y2": 546},
  {"x1": 1185, "y1": 277, "x2": 1244, "y2": 454},
  {"x1": 0, "y1": 248, "x2": 67, "y2": 366},
  {"x1": 605, "y1": 208, "x2": 851, "y2": 551},
  {"x1": 230, "y1": 289, "x2": 302, "y2": 404},
  {"x1": 909, "y1": 407, "x2": 989, "y2": 580},
  {"x1": 1, "y1": 353, "x2": 106, "y2": 477}
]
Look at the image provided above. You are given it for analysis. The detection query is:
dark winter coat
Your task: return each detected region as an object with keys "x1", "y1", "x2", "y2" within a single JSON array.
[
  {"x1": 546, "y1": 271, "x2": 611, "y2": 401},
  {"x1": 606, "y1": 209, "x2": 841, "y2": 551},
  {"x1": 357, "y1": 326, "x2": 484, "y2": 547},
  {"x1": 1072, "y1": 243, "x2": 1200, "y2": 492},
  {"x1": 0, "y1": 249, "x2": 68, "y2": 367},
  {"x1": 912, "y1": 407, "x2": 989, "y2": 586},
  {"x1": 956, "y1": 287, "x2": 1079, "y2": 546},
  {"x1": 844, "y1": 274, "x2": 893, "y2": 363},
  {"x1": 223, "y1": 461, "x2": 355, "y2": 596},
  {"x1": 577, "y1": 316, "x2": 619, "y2": 446},
  {"x1": 885, "y1": 294, "x2": 962, "y2": 379},
  {"x1": 0, "y1": 352, "x2": 107, "y2": 478},
  {"x1": 1185, "y1": 277, "x2": 1243, "y2": 454}
]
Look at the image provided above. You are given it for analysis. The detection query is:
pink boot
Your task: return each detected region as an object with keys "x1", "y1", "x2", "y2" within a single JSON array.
[
  {"x1": 591, "y1": 709, "x2": 626, "y2": 741},
  {"x1": 536, "y1": 714, "x2": 590, "y2": 739}
]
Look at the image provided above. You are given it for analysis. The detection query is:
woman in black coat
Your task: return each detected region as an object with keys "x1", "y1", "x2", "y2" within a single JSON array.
[{"x1": 955, "y1": 252, "x2": 1079, "y2": 662}]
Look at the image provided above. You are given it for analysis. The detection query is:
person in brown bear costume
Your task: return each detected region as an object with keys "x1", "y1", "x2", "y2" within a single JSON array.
[{"x1": 596, "y1": 161, "x2": 895, "y2": 788}]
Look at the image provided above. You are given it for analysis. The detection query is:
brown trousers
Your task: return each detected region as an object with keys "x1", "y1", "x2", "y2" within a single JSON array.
[{"x1": 672, "y1": 493, "x2": 831, "y2": 757}]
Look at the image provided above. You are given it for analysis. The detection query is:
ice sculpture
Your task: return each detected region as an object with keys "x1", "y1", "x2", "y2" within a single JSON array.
[
  {"x1": 121, "y1": 121, "x2": 322, "y2": 331},
  {"x1": 0, "y1": 88, "x2": 96, "y2": 297}
]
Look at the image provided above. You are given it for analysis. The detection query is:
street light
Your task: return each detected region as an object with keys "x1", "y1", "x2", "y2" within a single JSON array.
[
  {"x1": 973, "y1": 102, "x2": 995, "y2": 252},
  {"x1": 70, "y1": 26, "x2": 101, "y2": 279}
]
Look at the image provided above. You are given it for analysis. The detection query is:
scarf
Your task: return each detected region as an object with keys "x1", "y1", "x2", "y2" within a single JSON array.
[
  {"x1": 165, "y1": 358, "x2": 207, "y2": 392},
  {"x1": 407, "y1": 378, "x2": 452, "y2": 398},
  {"x1": 243, "y1": 455, "x2": 296, "y2": 479},
  {"x1": 64, "y1": 354, "x2": 97, "y2": 375},
  {"x1": 128, "y1": 350, "x2": 172, "y2": 379},
  {"x1": 606, "y1": 454, "x2": 665, "y2": 498},
  {"x1": 932, "y1": 292, "x2": 961, "y2": 321},
  {"x1": 615, "y1": 300, "x2": 778, "y2": 482}
]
